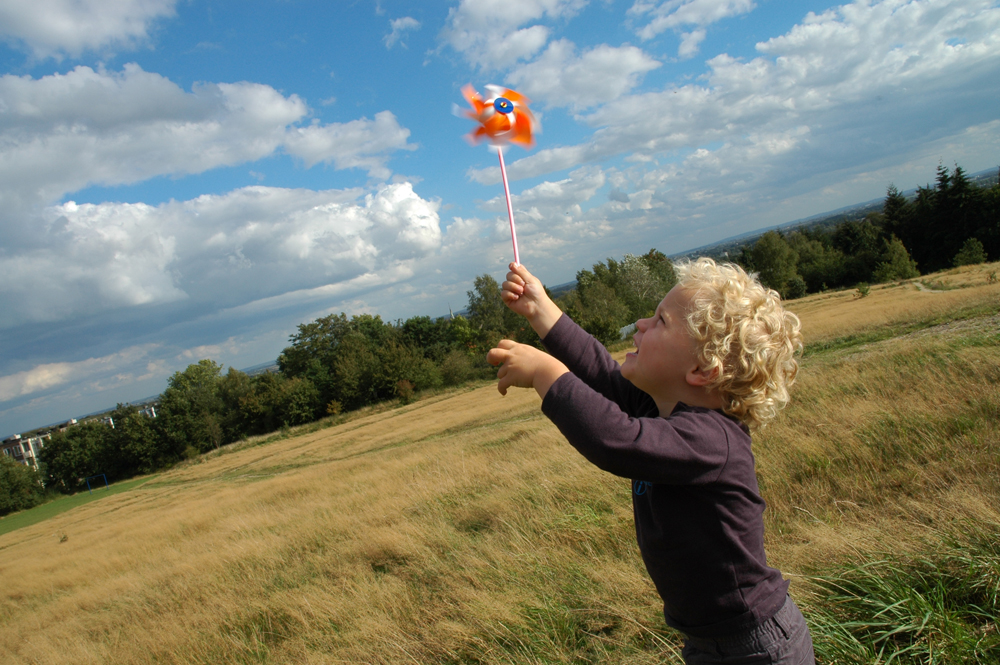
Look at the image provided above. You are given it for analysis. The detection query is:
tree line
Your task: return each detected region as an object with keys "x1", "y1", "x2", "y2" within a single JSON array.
[
  {"x1": 2, "y1": 162, "x2": 995, "y2": 515},
  {"x1": 729, "y1": 164, "x2": 999, "y2": 299}
]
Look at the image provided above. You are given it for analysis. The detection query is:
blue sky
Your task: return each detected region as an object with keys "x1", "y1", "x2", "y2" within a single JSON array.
[{"x1": 1, "y1": 0, "x2": 998, "y2": 436}]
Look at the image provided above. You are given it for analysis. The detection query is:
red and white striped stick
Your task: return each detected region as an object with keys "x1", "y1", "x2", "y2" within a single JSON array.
[{"x1": 496, "y1": 147, "x2": 519, "y2": 266}]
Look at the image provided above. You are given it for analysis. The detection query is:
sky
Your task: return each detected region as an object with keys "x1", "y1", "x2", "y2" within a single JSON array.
[{"x1": 1, "y1": 0, "x2": 998, "y2": 436}]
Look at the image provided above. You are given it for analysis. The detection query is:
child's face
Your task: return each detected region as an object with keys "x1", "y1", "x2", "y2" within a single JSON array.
[{"x1": 620, "y1": 286, "x2": 701, "y2": 401}]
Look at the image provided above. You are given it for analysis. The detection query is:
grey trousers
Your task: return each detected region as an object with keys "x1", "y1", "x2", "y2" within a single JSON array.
[{"x1": 681, "y1": 595, "x2": 815, "y2": 664}]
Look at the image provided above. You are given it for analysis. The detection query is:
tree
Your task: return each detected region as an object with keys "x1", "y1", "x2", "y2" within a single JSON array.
[
  {"x1": 158, "y1": 360, "x2": 225, "y2": 454},
  {"x1": 832, "y1": 219, "x2": 886, "y2": 285},
  {"x1": 750, "y1": 231, "x2": 801, "y2": 298},
  {"x1": 104, "y1": 403, "x2": 167, "y2": 476},
  {"x1": 564, "y1": 249, "x2": 677, "y2": 345},
  {"x1": 38, "y1": 422, "x2": 110, "y2": 492},
  {"x1": 400, "y1": 315, "x2": 454, "y2": 361},
  {"x1": 218, "y1": 368, "x2": 255, "y2": 442},
  {"x1": 466, "y1": 275, "x2": 513, "y2": 347},
  {"x1": 786, "y1": 230, "x2": 846, "y2": 292},
  {"x1": 0, "y1": 455, "x2": 45, "y2": 516},
  {"x1": 880, "y1": 184, "x2": 911, "y2": 239},
  {"x1": 573, "y1": 279, "x2": 630, "y2": 345},
  {"x1": 953, "y1": 237, "x2": 987, "y2": 266},
  {"x1": 903, "y1": 164, "x2": 991, "y2": 272},
  {"x1": 873, "y1": 237, "x2": 919, "y2": 283}
]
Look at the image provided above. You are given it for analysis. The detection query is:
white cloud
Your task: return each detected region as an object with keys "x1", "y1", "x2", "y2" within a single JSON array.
[
  {"x1": 441, "y1": 0, "x2": 588, "y2": 69},
  {"x1": 0, "y1": 345, "x2": 158, "y2": 402},
  {"x1": 384, "y1": 16, "x2": 421, "y2": 48},
  {"x1": 0, "y1": 183, "x2": 441, "y2": 326},
  {"x1": 678, "y1": 28, "x2": 706, "y2": 58},
  {"x1": 629, "y1": 0, "x2": 755, "y2": 56},
  {"x1": 480, "y1": 0, "x2": 1000, "y2": 183},
  {"x1": 0, "y1": 64, "x2": 415, "y2": 212},
  {"x1": 630, "y1": 0, "x2": 755, "y2": 37},
  {"x1": 283, "y1": 111, "x2": 416, "y2": 178},
  {"x1": 0, "y1": 0, "x2": 177, "y2": 59},
  {"x1": 507, "y1": 39, "x2": 660, "y2": 108}
]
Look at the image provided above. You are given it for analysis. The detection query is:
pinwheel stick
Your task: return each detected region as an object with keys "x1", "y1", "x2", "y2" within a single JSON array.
[{"x1": 496, "y1": 147, "x2": 520, "y2": 266}]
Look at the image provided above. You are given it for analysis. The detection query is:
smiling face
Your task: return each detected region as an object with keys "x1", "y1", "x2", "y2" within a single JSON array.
[{"x1": 620, "y1": 286, "x2": 706, "y2": 413}]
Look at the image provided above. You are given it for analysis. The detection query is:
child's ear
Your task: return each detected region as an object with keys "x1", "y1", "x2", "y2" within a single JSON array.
[{"x1": 686, "y1": 365, "x2": 718, "y2": 387}]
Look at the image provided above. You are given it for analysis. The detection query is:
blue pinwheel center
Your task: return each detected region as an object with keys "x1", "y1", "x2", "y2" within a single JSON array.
[{"x1": 493, "y1": 97, "x2": 513, "y2": 114}]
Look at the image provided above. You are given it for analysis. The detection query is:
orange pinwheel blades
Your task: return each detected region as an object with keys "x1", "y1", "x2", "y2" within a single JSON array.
[{"x1": 461, "y1": 84, "x2": 536, "y2": 148}]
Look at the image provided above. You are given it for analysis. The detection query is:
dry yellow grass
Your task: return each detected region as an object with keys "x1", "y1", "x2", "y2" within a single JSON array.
[
  {"x1": 1, "y1": 262, "x2": 997, "y2": 664},
  {"x1": 1, "y1": 385, "x2": 676, "y2": 664},
  {"x1": 787, "y1": 261, "x2": 999, "y2": 344}
]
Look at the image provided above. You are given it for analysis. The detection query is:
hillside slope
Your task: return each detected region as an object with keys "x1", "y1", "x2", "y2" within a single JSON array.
[{"x1": 1, "y1": 263, "x2": 998, "y2": 664}]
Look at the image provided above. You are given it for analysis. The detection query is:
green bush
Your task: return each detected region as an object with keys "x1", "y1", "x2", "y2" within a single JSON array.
[
  {"x1": 954, "y1": 237, "x2": 987, "y2": 267},
  {"x1": 0, "y1": 455, "x2": 46, "y2": 516}
]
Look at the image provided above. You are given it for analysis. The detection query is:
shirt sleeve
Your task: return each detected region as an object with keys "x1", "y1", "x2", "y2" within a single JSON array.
[
  {"x1": 541, "y1": 313, "x2": 653, "y2": 416},
  {"x1": 541, "y1": 371, "x2": 731, "y2": 485}
]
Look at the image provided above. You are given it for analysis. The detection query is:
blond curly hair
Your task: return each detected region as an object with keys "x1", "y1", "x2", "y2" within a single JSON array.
[{"x1": 675, "y1": 258, "x2": 803, "y2": 430}]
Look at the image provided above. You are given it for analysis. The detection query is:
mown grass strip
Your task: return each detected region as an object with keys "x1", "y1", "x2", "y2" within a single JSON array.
[
  {"x1": 804, "y1": 303, "x2": 1000, "y2": 356},
  {"x1": 0, "y1": 476, "x2": 155, "y2": 537}
]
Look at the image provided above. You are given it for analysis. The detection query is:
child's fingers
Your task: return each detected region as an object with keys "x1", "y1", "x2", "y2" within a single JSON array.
[
  {"x1": 500, "y1": 286, "x2": 521, "y2": 304},
  {"x1": 508, "y1": 262, "x2": 540, "y2": 289},
  {"x1": 486, "y1": 340, "x2": 517, "y2": 366},
  {"x1": 496, "y1": 369, "x2": 511, "y2": 395},
  {"x1": 486, "y1": 348, "x2": 507, "y2": 366}
]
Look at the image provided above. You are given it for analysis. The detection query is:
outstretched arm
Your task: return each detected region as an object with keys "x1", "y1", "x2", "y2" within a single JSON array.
[
  {"x1": 501, "y1": 263, "x2": 563, "y2": 340},
  {"x1": 487, "y1": 340, "x2": 569, "y2": 400}
]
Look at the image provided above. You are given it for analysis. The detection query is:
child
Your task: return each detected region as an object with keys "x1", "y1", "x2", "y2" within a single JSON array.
[{"x1": 487, "y1": 258, "x2": 814, "y2": 664}]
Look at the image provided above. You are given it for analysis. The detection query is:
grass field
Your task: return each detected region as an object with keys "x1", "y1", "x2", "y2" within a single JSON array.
[{"x1": 1, "y1": 262, "x2": 998, "y2": 664}]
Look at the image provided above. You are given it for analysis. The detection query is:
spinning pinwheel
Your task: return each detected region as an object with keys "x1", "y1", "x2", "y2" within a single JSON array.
[{"x1": 460, "y1": 84, "x2": 537, "y2": 265}]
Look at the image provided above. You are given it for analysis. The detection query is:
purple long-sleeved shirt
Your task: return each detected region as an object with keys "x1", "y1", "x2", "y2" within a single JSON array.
[{"x1": 539, "y1": 314, "x2": 789, "y2": 638}]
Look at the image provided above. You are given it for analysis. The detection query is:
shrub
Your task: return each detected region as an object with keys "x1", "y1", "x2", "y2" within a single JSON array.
[
  {"x1": 953, "y1": 237, "x2": 987, "y2": 267},
  {"x1": 440, "y1": 350, "x2": 476, "y2": 386},
  {"x1": 395, "y1": 380, "x2": 415, "y2": 404}
]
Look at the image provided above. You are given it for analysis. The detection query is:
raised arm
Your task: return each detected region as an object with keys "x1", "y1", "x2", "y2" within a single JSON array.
[
  {"x1": 500, "y1": 263, "x2": 563, "y2": 340},
  {"x1": 499, "y1": 262, "x2": 650, "y2": 412}
]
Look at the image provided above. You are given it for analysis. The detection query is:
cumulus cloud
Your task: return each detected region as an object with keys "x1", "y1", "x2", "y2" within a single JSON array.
[
  {"x1": 507, "y1": 40, "x2": 660, "y2": 108},
  {"x1": 0, "y1": 64, "x2": 415, "y2": 214},
  {"x1": 384, "y1": 16, "x2": 421, "y2": 48},
  {"x1": 441, "y1": 0, "x2": 588, "y2": 69},
  {"x1": 0, "y1": 0, "x2": 177, "y2": 59},
  {"x1": 0, "y1": 184, "x2": 441, "y2": 327},
  {"x1": 480, "y1": 0, "x2": 1000, "y2": 183}
]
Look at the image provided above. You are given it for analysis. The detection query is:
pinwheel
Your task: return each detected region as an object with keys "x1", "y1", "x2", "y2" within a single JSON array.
[{"x1": 459, "y1": 84, "x2": 537, "y2": 265}]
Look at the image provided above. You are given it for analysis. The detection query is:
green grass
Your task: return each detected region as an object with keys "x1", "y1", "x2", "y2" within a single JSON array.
[
  {"x1": 0, "y1": 475, "x2": 155, "y2": 537},
  {"x1": 805, "y1": 520, "x2": 1000, "y2": 664}
]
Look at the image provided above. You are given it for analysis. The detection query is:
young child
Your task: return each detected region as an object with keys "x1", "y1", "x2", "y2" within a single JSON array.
[{"x1": 487, "y1": 258, "x2": 814, "y2": 664}]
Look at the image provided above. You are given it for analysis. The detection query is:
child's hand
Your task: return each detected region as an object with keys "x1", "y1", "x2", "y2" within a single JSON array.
[
  {"x1": 501, "y1": 263, "x2": 563, "y2": 338},
  {"x1": 487, "y1": 340, "x2": 569, "y2": 398}
]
